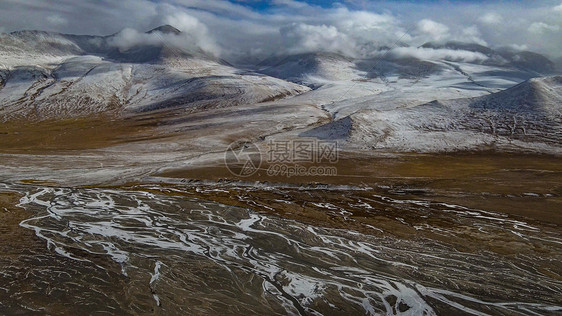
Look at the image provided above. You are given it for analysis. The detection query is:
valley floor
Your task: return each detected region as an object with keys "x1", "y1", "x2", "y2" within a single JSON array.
[
  {"x1": 0, "y1": 125, "x2": 561, "y2": 314},
  {"x1": 0, "y1": 156, "x2": 561, "y2": 314}
]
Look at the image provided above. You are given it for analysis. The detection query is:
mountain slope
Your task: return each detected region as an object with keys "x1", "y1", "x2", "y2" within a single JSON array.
[
  {"x1": 0, "y1": 26, "x2": 310, "y2": 121},
  {"x1": 258, "y1": 52, "x2": 359, "y2": 84},
  {"x1": 304, "y1": 76, "x2": 562, "y2": 153}
]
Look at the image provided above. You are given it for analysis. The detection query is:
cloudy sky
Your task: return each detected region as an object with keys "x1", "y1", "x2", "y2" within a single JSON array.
[{"x1": 1, "y1": 0, "x2": 561, "y2": 62}]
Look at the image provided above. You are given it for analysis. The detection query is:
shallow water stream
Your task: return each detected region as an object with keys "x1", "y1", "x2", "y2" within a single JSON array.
[{"x1": 0, "y1": 182, "x2": 561, "y2": 315}]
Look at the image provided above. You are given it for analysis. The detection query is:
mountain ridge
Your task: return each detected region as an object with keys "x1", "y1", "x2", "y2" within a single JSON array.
[
  {"x1": 254, "y1": 41, "x2": 556, "y2": 87},
  {"x1": 0, "y1": 27, "x2": 561, "y2": 155}
]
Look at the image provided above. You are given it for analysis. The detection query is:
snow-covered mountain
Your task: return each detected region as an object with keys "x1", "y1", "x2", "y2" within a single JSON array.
[
  {"x1": 256, "y1": 42, "x2": 556, "y2": 89},
  {"x1": 0, "y1": 26, "x2": 309, "y2": 120},
  {"x1": 421, "y1": 41, "x2": 556, "y2": 74},
  {"x1": 251, "y1": 40, "x2": 561, "y2": 154},
  {"x1": 305, "y1": 76, "x2": 562, "y2": 153},
  {"x1": 257, "y1": 52, "x2": 358, "y2": 84},
  {"x1": 0, "y1": 26, "x2": 560, "y2": 155}
]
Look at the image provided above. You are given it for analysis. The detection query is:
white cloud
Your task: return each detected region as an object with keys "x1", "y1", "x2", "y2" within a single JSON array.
[
  {"x1": 479, "y1": 12, "x2": 503, "y2": 25},
  {"x1": 108, "y1": 28, "x2": 148, "y2": 51},
  {"x1": 507, "y1": 44, "x2": 529, "y2": 51},
  {"x1": 461, "y1": 26, "x2": 487, "y2": 46},
  {"x1": 417, "y1": 19, "x2": 449, "y2": 41},
  {"x1": 334, "y1": 9, "x2": 405, "y2": 43},
  {"x1": 108, "y1": 13, "x2": 220, "y2": 57},
  {"x1": 0, "y1": 0, "x2": 562, "y2": 60},
  {"x1": 388, "y1": 47, "x2": 489, "y2": 63},
  {"x1": 272, "y1": 0, "x2": 308, "y2": 9},
  {"x1": 46, "y1": 15, "x2": 68, "y2": 26},
  {"x1": 164, "y1": 12, "x2": 220, "y2": 55},
  {"x1": 280, "y1": 23, "x2": 357, "y2": 56},
  {"x1": 528, "y1": 22, "x2": 560, "y2": 34}
]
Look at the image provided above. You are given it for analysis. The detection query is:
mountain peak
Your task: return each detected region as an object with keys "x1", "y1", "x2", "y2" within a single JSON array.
[
  {"x1": 470, "y1": 75, "x2": 562, "y2": 114},
  {"x1": 147, "y1": 25, "x2": 181, "y2": 35}
]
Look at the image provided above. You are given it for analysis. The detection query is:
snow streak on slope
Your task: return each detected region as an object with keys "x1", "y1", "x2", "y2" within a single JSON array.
[
  {"x1": 313, "y1": 76, "x2": 562, "y2": 153},
  {"x1": 0, "y1": 57, "x2": 309, "y2": 120},
  {"x1": 0, "y1": 29, "x2": 309, "y2": 121},
  {"x1": 259, "y1": 48, "x2": 560, "y2": 155}
]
